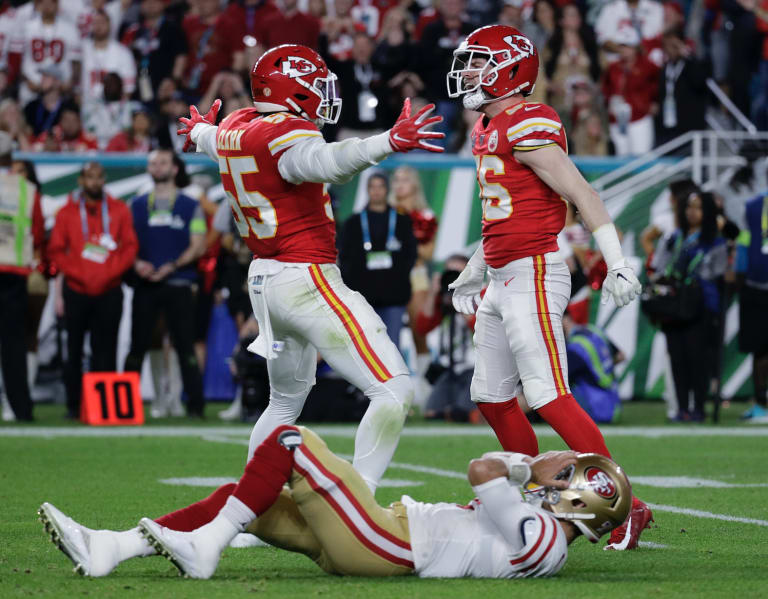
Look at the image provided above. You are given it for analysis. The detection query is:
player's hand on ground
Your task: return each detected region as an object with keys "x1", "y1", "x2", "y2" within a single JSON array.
[
  {"x1": 529, "y1": 451, "x2": 579, "y2": 489},
  {"x1": 388, "y1": 98, "x2": 445, "y2": 153},
  {"x1": 178, "y1": 99, "x2": 222, "y2": 152},
  {"x1": 448, "y1": 262, "x2": 485, "y2": 314},
  {"x1": 601, "y1": 258, "x2": 642, "y2": 307}
]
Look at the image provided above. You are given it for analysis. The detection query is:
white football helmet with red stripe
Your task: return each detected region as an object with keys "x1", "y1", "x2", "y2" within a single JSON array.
[
  {"x1": 250, "y1": 44, "x2": 341, "y2": 125},
  {"x1": 539, "y1": 453, "x2": 632, "y2": 543},
  {"x1": 447, "y1": 25, "x2": 539, "y2": 110}
]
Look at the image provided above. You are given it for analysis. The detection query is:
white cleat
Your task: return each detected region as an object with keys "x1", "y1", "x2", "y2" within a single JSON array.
[
  {"x1": 138, "y1": 518, "x2": 220, "y2": 579},
  {"x1": 38, "y1": 502, "x2": 121, "y2": 577}
]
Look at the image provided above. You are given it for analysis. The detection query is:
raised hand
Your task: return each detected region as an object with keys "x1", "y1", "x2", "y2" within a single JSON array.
[
  {"x1": 529, "y1": 451, "x2": 579, "y2": 489},
  {"x1": 178, "y1": 99, "x2": 222, "y2": 152},
  {"x1": 389, "y1": 98, "x2": 445, "y2": 153}
]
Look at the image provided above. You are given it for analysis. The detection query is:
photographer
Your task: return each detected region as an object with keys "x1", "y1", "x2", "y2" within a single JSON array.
[{"x1": 414, "y1": 254, "x2": 479, "y2": 421}]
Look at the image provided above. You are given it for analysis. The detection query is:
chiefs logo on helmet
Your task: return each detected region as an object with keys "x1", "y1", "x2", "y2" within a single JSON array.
[
  {"x1": 503, "y1": 34, "x2": 535, "y2": 59},
  {"x1": 585, "y1": 467, "x2": 617, "y2": 499},
  {"x1": 281, "y1": 56, "x2": 318, "y2": 78}
]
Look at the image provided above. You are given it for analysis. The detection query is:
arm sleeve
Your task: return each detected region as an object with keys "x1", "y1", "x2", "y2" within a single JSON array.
[
  {"x1": 277, "y1": 132, "x2": 393, "y2": 185},
  {"x1": 190, "y1": 122, "x2": 219, "y2": 162},
  {"x1": 47, "y1": 209, "x2": 73, "y2": 277},
  {"x1": 471, "y1": 477, "x2": 530, "y2": 552}
]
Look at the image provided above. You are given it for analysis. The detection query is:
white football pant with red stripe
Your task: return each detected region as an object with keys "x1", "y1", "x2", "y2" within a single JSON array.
[
  {"x1": 471, "y1": 251, "x2": 571, "y2": 410},
  {"x1": 245, "y1": 260, "x2": 413, "y2": 491}
]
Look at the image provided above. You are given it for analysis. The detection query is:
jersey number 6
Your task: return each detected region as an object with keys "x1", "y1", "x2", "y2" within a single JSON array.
[
  {"x1": 219, "y1": 156, "x2": 278, "y2": 239},
  {"x1": 477, "y1": 154, "x2": 513, "y2": 221}
]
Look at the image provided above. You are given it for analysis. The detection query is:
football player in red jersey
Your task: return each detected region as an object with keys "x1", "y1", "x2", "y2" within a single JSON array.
[
  {"x1": 176, "y1": 44, "x2": 444, "y2": 495},
  {"x1": 445, "y1": 25, "x2": 652, "y2": 550}
]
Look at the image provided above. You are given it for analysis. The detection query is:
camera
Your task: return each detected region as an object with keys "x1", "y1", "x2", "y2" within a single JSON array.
[{"x1": 439, "y1": 269, "x2": 461, "y2": 312}]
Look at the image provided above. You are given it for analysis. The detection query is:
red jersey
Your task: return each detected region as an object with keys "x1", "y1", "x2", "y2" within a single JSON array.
[
  {"x1": 215, "y1": 108, "x2": 336, "y2": 264},
  {"x1": 472, "y1": 102, "x2": 568, "y2": 268}
]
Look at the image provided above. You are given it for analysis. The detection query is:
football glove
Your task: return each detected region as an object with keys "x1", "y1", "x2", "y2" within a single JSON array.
[
  {"x1": 448, "y1": 248, "x2": 486, "y2": 314},
  {"x1": 601, "y1": 258, "x2": 642, "y2": 307},
  {"x1": 178, "y1": 99, "x2": 222, "y2": 152},
  {"x1": 389, "y1": 98, "x2": 445, "y2": 153}
]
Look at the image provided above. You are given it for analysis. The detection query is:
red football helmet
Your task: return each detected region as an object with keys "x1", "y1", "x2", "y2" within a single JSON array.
[
  {"x1": 250, "y1": 44, "x2": 341, "y2": 125},
  {"x1": 446, "y1": 25, "x2": 539, "y2": 110}
]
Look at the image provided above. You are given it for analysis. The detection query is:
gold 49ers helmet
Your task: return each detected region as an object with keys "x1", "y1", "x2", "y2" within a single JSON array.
[{"x1": 541, "y1": 453, "x2": 632, "y2": 543}]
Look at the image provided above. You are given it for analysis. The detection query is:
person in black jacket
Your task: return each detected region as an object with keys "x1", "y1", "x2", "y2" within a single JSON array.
[
  {"x1": 654, "y1": 28, "x2": 709, "y2": 147},
  {"x1": 339, "y1": 172, "x2": 417, "y2": 351}
]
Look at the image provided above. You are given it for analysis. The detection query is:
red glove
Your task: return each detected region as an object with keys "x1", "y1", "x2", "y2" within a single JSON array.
[
  {"x1": 178, "y1": 99, "x2": 222, "y2": 152},
  {"x1": 388, "y1": 98, "x2": 445, "y2": 153}
]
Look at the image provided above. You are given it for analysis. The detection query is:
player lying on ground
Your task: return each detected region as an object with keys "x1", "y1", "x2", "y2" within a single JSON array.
[
  {"x1": 177, "y1": 43, "x2": 444, "y2": 494},
  {"x1": 40, "y1": 426, "x2": 631, "y2": 579},
  {"x1": 444, "y1": 24, "x2": 652, "y2": 549}
]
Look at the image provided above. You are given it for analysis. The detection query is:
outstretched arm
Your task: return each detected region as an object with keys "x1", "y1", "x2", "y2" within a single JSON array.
[{"x1": 515, "y1": 145, "x2": 642, "y2": 307}]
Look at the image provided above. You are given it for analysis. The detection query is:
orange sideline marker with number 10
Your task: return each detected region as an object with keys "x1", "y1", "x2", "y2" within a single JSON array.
[{"x1": 80, "y1": 372, "x2": 144, "y2": 426}]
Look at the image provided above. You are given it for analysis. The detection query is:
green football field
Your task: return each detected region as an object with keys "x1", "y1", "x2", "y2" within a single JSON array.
[{"x1": 2, "y1": 402, "x2": 767, "y2": 598}]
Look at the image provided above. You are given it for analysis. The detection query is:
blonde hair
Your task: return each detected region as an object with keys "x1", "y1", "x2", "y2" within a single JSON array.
[{"x1": 389, "y1": 165, "x2": 428, "y2": 212}]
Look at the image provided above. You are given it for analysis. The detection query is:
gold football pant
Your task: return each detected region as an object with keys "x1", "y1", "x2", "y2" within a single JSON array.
[{"x1": 245, "y1": 427, "x2": 414, "y2": 576}]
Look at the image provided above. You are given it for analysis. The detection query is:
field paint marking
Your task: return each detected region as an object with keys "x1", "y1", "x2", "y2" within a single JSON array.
[
  {"x1": 632, "y1": 476, "x2": 768, "y2": 488},
  {"x1": 3, "y1": 425, "x2": 768, "y2": 438},
  {"x1": 638, "y1": 541, "x2": 667, "y2": 549},
  {"x1": 647, "y1": 503, "x2": 768, "y2": 527},
  {"x1": 159, "y1": 475, "x2": 422, "y2": 488}
]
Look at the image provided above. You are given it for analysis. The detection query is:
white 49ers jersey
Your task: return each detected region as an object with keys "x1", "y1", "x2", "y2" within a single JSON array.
[
  {"x1": 403, "y1": 495, "x2": 567, "y2": 578},
  {"x1": 80, "y1": 39, "x2": 136, "y2": 102},
  {"x1": 20, "y1": 15, "x2": 82, "y2": 87}
]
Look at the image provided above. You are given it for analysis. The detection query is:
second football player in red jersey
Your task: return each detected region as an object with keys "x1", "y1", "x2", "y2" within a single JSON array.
[
  {"x1": 445, "y1": 25, "x2": 651, "y2": 550},
  {"x1": 177, "y1": 44, "x2": 444, "y2": 494}
]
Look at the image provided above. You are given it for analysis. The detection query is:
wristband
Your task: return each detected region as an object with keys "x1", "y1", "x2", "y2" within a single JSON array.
[
  {"x1": 592, "y1": 223, "x2": 624, "y2": 270},
  {"x1": 483, "y1": 452, "x2": 532, "y2": 486}
]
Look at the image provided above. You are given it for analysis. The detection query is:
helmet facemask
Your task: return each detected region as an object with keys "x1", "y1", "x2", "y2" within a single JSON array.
[{"x1": 312, "y1": 72, "x2": 342, "y2": 125}]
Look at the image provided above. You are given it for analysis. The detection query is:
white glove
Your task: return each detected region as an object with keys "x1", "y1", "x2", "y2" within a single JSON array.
[
  {"x1": 448, "y1": 247, "x2": 486, "y2": 314},
  {"x1": 601, "y1": 258, "x2": 642, "y2": 307}
]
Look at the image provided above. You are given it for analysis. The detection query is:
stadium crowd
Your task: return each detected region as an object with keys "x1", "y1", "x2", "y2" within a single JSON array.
[{"x1": 0, "y1": 0, "x2": 767, "y2": 425}]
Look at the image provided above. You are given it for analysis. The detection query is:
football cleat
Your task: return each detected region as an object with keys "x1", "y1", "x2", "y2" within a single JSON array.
[
  {"x1": 38, "y1": 502, "x2": 121, "y2": 576},
  {"x1": 138, "y1": 518, "x2": 220, "y2": 579},
  {"x1": 604, "y1": 497, "x2": 654, "y2": 551}
]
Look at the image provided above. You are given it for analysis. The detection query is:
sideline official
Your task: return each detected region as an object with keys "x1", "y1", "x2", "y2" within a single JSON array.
[{"x1": 124, "y1": 149, "x2": 207, "y2": 417}]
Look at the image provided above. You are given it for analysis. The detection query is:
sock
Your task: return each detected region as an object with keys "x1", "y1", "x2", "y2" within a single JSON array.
[
  {"x1": 233, "y1": 425, "x2": 298, "y2": 515},
  {"x1": 193, "y1": 496, "x2": 254, "y2": 554},
  {"x1": 536, "y1": 394, "x2": 611, "y2": 457},
  {"x1": 477, "y1": 399, "x2": 539, "y2": 456},
  {"x1": 155, "y1": 483, "x2": 236, "y2": 531},
  {"x1": 354, "y1": 375, "x2": 411, "y2": 492},
  {"x1": 114, "y1": 527, "x2": 155, "y2": 560}
]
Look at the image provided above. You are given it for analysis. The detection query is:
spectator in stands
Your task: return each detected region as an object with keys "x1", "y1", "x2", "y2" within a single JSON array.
[
  {"x1": 339, "y1": 172, "x2": 417, "y2": 349},
  {"x1": 414, "y1": 254, "x2": 478, "y2": 421},
  {"x1": 568, "y1": 80, "x2": 609, "y2": 156},
  {"x1": 544, "y1": 3, "x2": 601, "y2": 120},
  {"x1": 72, "y1": 0, "x2": 128, "y2": 41},
  {"x1": 254, "y1": 0, "x2": 321, "y2": 50},
  {"x1": 601, "y1": 26, "x2": 659, "y2": 155},
  {"x1": 105, "y1": 106, "x2": 153, "y2": 152},
  {"x1": 82, "y1": 72, "x2": 136, "y2": 149},
  {"x1": 417, "y1": 0, "x2": 474, "y2": 135},
  {"x1": 22, "y1": 64, "x2": 77, "y2": 138},
  {"x1": 594, "y1": 0, "x2": 664, "y2": 59},
  {"x1": 745, "y1": 0, "x2": 768, "y2": 129},
  {"x1": 18, "y1": 0, "x2": 82, "y2": 104},
  {"x1": 390, "y1": 166, "x2": 438, "y2": 395},
  {"x1": 122, "y1": 0, "x2": 187, "y2": 103},
  {"x1": 0, "y1": 132, "x2": 44, "y2": 422},
  {"x1": 656, "y1": 191, "x2": 727, "y2": 422},
  {"x1": 321, "y1": 0, "x2": 365, "y2": 61},
  {"x1": 323, "y1": 31, "x2": 386, "y2": 139},
  {"x1": 154, "y1": 90, "x2": 188, "y2": 153},
  {"x1": 222, "y1": 0, "x2": 281, "y2": 47},
  {"x1": 124, "y1": 149, "x2": 207, "y2": 418},
  {"x1": 0, "y1": 99, "x2": 32, "y2": 151},
  {"x1": 33, "y1": 105, "x2": 99, "y2": 152},
  {"x1": 199, "y1": 71, "x2": 251, "y2": 121},
  {"x1": 498, "y1": 0, "x2": 525, "y2": 30},
  {"x1": 182, "y1": 0, "x2": 241, "y2": 101},
  {"x1": 735, "y1": 191, "x2": 768, "y2": 420},
  {"x1": 48, "y1": 161, "x2": 138, "y2": 419},
  {"x1": 373, "y1": 6, "x2": 415, "y2": 84},
  {"x1": 526, "y1": 0, "x2": 557, "y2": 56},
  {"x1": 654, "y1": 28, "x2": 709, "y2": 147},
  {"x1": 80, "y1": 8, "x2": 135, "y2": 106},
  {"x1": 725, "y1": 0, "x2": 761, "y2": 120}
]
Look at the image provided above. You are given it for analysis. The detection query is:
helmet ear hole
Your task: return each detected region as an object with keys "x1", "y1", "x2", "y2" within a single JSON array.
[
  {"x1": 294, "y1": 93, "x2": 309, "y2": 101},
  {"x1": 571, "y1": 499, "x2": 586, "y2": 509},
  {"x1": 509, "y1": 65, "x2": 519, "y2": 81}
]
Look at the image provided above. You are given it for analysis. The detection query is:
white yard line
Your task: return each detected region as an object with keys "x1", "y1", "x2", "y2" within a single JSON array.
[
  {"x1": 638, "y1": 541, "x2": 668, "y2": 549},
  {"x1": 3, "y1": 425, "x2": 768, "y2": 438},
  {"x1": 647, "y1": 503, "x2": 768, "y2": 527}
]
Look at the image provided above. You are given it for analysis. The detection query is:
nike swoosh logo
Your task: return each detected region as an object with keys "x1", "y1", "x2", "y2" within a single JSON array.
[
  {"x1": 392, "y1": 134, "x2": 407, "y2": 143},
  {"x1": 524, "y1": 105, "x2": 539, "y2": 111},
  {"x1": 504, "y1": 277, "x2": 515, "y2": 286},
  {"x1": 617, "y1": 273, "x2": 629, "y2": 282}
]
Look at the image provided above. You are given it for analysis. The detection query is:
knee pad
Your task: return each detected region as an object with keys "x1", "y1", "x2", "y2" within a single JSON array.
[{"x1": 365, "y1": 374, "x2": 414, "y2": 413}]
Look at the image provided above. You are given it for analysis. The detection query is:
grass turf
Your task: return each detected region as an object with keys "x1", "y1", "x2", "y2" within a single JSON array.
[{"x1": 2, "y1": 402, "x2": 767, "y2": 598}]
